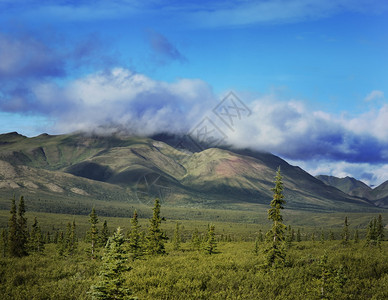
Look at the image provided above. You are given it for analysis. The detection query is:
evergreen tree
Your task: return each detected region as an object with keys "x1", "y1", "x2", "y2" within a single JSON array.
[
  {"x1": 87, "y1": 207, "x2": 99, "y2": 258},
  {"x1": 191, "y1": 228, "x2": 201, "y2": 251},
  {"x1": 365, "y1": 218, "x2": 377, "y2": 247},
  {"x1": 146, "y1": 198, "x2": 168, "y2": 255},
  {"x1": 204, "y1": 224, "x2": 217, "y2": 255},
  {"x1": 311, "y1": 232, "x2": 315, "y2": 242},
  {"x1": 16, "y1": 196, "x2": 29, "y2": 257},
  {"x1": 8, "y1": 196, "x2": 18, "y2": 257},
  {"x1": 99, "y1": 220, "x2": 110, "y2": 247},
  {"x1": 264, "y1": 167, "x2": 287, "y2": 267},
  {"x1": 376, "y1": 214, "x2": 384, "y2": 241},
  {"x1": 127, "y1": 210, "x2": 143, "y2": 260},
  {"x1": 61, "y1": 221, "x2": 77, "y2": 256},
  {"x1": 173, "y1": 222, "x2": 181, "y2": 251},
  {"x1": 29, "y1": 217, "x2": 45, "y2": 253},
  {"x1": 90, "y1": 227, "x2": 134, "y2": 299}
]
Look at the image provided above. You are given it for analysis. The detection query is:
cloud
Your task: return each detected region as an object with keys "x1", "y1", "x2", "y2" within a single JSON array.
[
  {"x1": 0, "y1": 67, "x2": 215, "y2": 135},
  {"x1": 146, "y1": 30, "x2": 187, "y2": 64},
  {"x1": 227, "y1": 97, "x2": 388, "y2": 165},
  {"x1": 365, "y1": 90, "x2": 384, "y2": 102}
]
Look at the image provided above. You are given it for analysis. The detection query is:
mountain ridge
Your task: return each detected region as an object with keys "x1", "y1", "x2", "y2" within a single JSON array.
[{"x1": 0, "y1": 132, "x2": 385, "y2": 215}]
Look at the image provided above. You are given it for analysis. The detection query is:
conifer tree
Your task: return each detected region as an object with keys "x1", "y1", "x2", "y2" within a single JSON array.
[
  {"x1": 29, "y1": 217, "x2": 45, "y2": 253},
  {"x1": 320, "y1": 230, "x2": 325, "y2": 244},
  {"x1": 264, "y1": 167, "x2": 287, "y2": 267},
  {"x1": 191, "y1": 228, "x2": 201, "y2": 250},
  {"x1": 87, "y1": 207, "x2": 99, "y2": 258},
  {"x1": 8, "y1": 196, "x2": 18, "y2": 257},
  {"x1": 376, "y1": 214, "x2": 384, "y2": 241},
  {"x1": 204, "y1": 224, "x2": 217, "y2": 255},
  {"x1": 146, "y1": 198, "x2": 167, "y2": 255},
  {"x1": 127, "y1": 210, "x2": 143, "y2": 260},
  {"x1": 365, "y1": 218, "x2": 377, "y2": 247},
  {"x1": 173, "y1": 222, "x2": 181, "y2": 251},
  {"x1": 17, "y1": 196, "x2": 28, "y2": 257},
  {"x1": 90, "y1": 227, "x2": 134, "y2": 299},
  {"x1": 99, "y1": 220, "x2": 110, "y2": 247},
  {"x1": 341, "y1": 216, "x2": 349, "y2": 246}
]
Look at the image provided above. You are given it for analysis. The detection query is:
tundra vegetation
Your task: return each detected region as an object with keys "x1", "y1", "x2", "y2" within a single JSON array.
[{"x1": 0, "y1": 171, "x2": 387, "y2": 299}]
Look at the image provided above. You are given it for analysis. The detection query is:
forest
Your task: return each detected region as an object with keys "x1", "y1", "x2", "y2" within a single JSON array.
[{"x1": 0, "y1": 170, "x2": 387, "y2": 299}]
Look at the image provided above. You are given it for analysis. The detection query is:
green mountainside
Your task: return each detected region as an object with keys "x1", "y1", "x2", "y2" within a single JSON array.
[
  {"x1": 316, "y1": 175, "x2": 388, "y2": 208},
  {"x1": 0, "y1": 132, "x2": 384, "y2": 216}
]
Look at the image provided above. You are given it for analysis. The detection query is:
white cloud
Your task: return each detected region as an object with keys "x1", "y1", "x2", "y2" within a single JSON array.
[{"x1": 364, "y1": 90, "x2": 384, "y2": 102}]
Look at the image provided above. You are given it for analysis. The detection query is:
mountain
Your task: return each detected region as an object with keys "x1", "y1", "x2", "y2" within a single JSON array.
[
  {"x1": 316, "y1": 175, "x2": 372, "y2": 199},
  {"x1": 316, "y1": 175, "x2": 388, "y2": 209},
  {"x1": 0, "y1": 132, "x2": 382, "y2": 216}
]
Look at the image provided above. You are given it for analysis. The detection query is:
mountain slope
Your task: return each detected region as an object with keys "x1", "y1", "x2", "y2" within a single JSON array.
[
  {"x1": 316, "y1": 175, "x2": 372, "y2": 199},
  {"x1": 0, "y1": 132, "x2": 382, "y2": 215}
]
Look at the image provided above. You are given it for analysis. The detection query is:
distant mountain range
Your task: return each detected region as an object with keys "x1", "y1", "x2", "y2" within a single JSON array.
[
  {"x1": 316, "y1": 175, "x2": 388, "y2": 208},
  {"x1": 0, "y1": 132, "x2": 386, "y2": 216}
]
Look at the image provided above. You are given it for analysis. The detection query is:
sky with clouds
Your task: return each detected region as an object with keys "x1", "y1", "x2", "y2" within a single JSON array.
[{"x1": 0, "y1": 0, "x2": 387, "y2": 186}]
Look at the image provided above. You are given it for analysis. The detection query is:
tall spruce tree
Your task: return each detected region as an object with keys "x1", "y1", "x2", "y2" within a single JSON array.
[
  {"x1": 376, "y1": 214, "x2": 384, "y2": 241},
  {"x1": 87, "y1": 207, "x2": 99, "y2": 258},
  {"x1": 17, "y1": 196, "x2": 28, "y2": 257},
  {"x1": 191, "y1": 228, "x2": 201, "y2": 251},
  {"x1": 90, "y1": 227, "x2": 134, "y2": 299},
  {"x1": 146, "y1": 198, "x2": 167, "y2": 255},
  {"x1": 8, "y1": 196, "x2": 18, "y2": 257},
  {"x1": 204, "y1": 224, "x2": 217, "y2": 255},
  {"x1": 127, "y1": 210, "x2": 143, "y2": 260},
  {"x1": 99, "y1": 220, "x2": 110, "y2": 247},
  {"x1": 264, "y1": 167, "x2": 287, "y2": 267},
  {"x1": 29, "y1": 217, "x2": 44, "y2": 253}
]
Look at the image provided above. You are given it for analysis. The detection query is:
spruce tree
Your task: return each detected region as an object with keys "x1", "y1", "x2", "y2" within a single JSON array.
[
  {"x1": 90, "y1": 227, "x2": 134, "y2": 299},
  {"x1": 87, "y1": 207, "x2": 99, "y2": 258},
  {"x1": 341, "y1": 216, "x2": 349, "y2": 246},
  {"x1": 191, "y1": 228, "x2": 201, "y2": 251},
  {"x1": 8, "y1": 196, "x2": 18, "y2": 257},
  {"x1": 17, "y1": 196, "x2": 28, "y2": 257},
  {"x1": 173, "y1": 222, "x2": 181, "y2": 251},
  {"x1": 29, "y1": 217, "x2": 45, "y2": 253},
  {"x1": 204, "y1": 224, "x2": 217, "y2": 255},
  {"x1": 146, "y1": 198, "x2": 167, "y2": 255},
  {"x1": 99, "y1": 220, "x2": 110, "y2": 247},
  {"x1": 127, "y1": 210, "x2": 143, "y2": 260},
  {"x1": 376, "y1": 214, "x2": 384, "y2": 241},
  {"x1": 264, "y1": 167, "x2": 287, "y2": 267}
]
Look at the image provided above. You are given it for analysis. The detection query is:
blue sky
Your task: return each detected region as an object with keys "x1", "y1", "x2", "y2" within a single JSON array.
[{"x1": 0, "y1": 0, "x2": 387, "y2": 185}]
